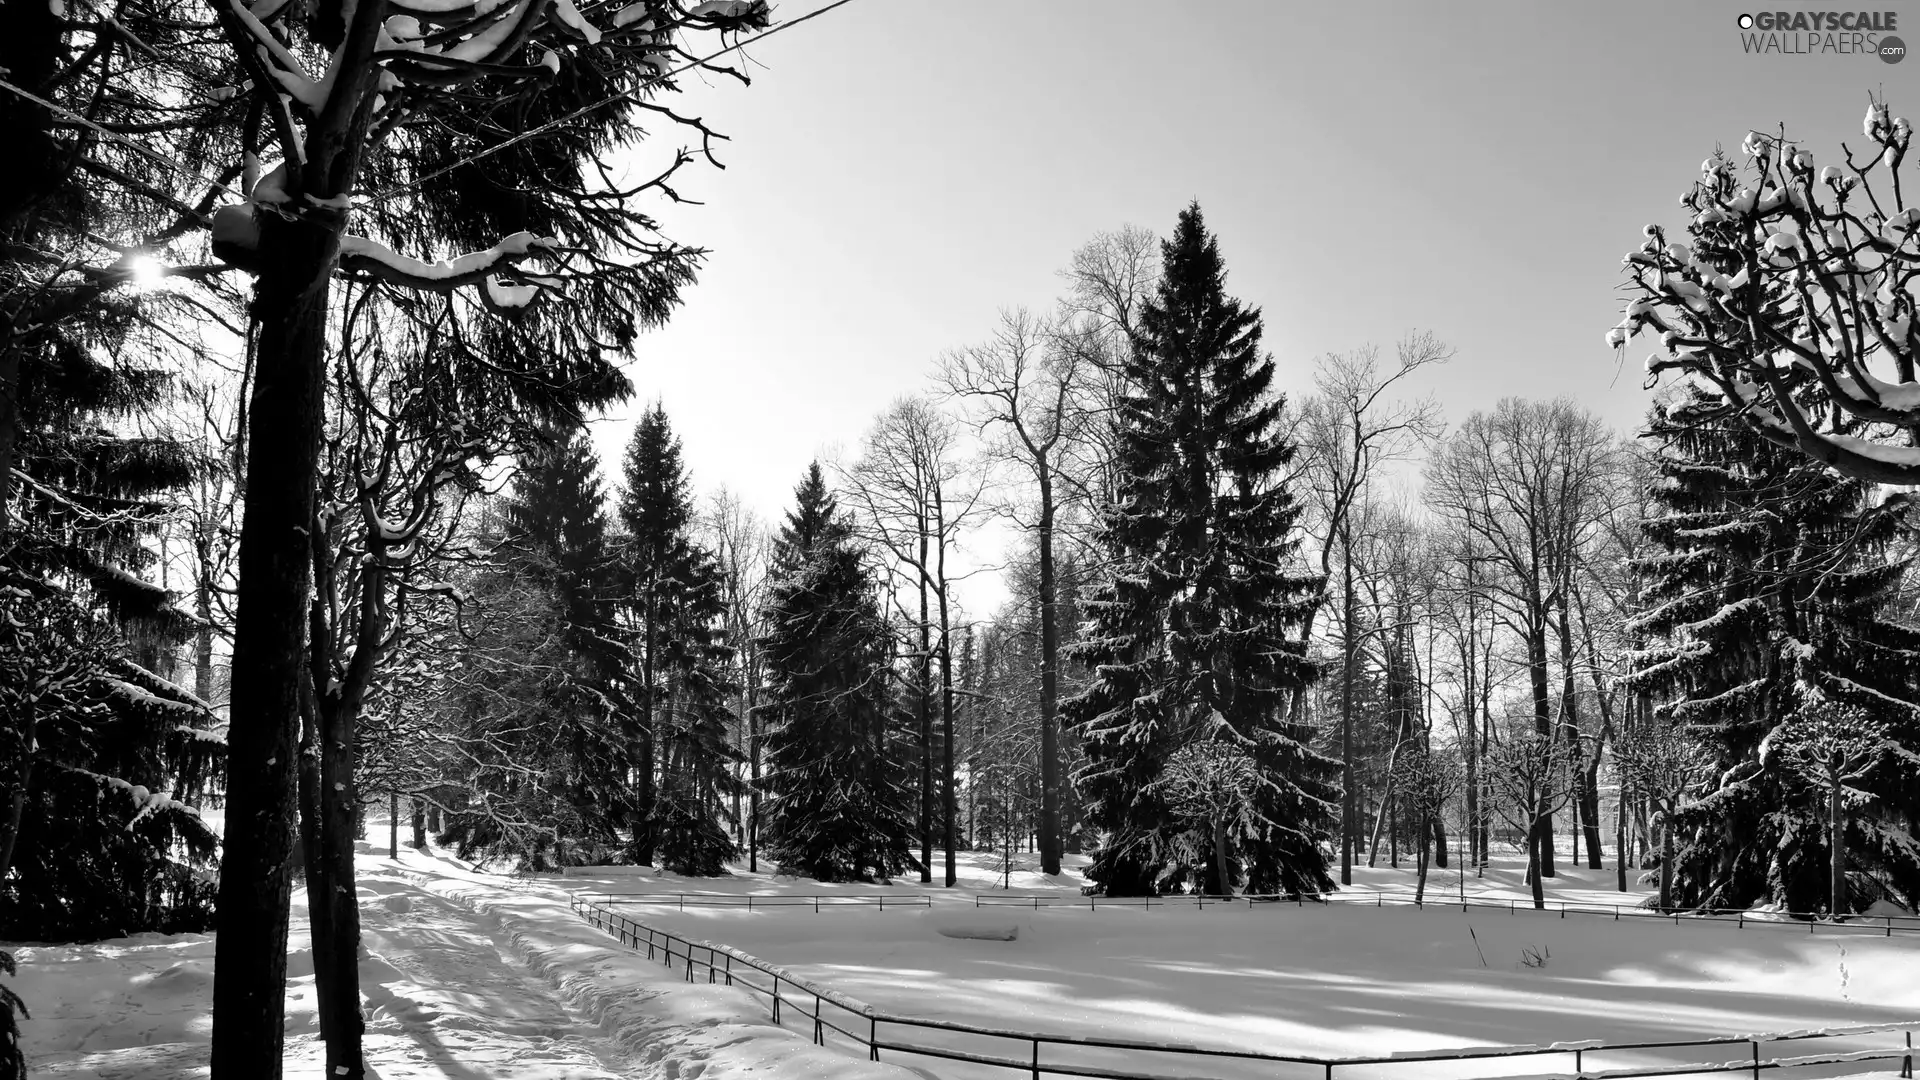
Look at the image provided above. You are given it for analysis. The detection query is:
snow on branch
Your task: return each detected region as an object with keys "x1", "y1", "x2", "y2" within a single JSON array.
[
  {"x1": 337, "y1": 230, "x2": 560, "y2": 293},
  {"x1": 1611, "y1": 101, "x2": 1920, "y2": 484}
]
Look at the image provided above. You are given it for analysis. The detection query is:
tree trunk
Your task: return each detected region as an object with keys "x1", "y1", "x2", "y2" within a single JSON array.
[
  {"x1": 211, "y1": 207, "x2": 340, "y2": 1080},
  {"x1": 1431, "y1": 817, "x2": 1448, "y2": 870},
  {"x1": 1527, "y1": 818, "x2": 1546, "y2": 909},
  {"x1": 636, "y1": 588, "x2": 658, "y2": 865},
  {"x1": 1414, "y1": 809, "x2": 1430, "y2": 905},
  {"x1": 935, "y1": 485, "x2": 957, "y2": 889},
  {"x1": 314, "y1": 692, "x2": 366, "y2": 1079},
  {"x1": 917, "y1": 516, "x2": 932, "y2": 885},
  {"x1": 747, "y1": 679, "x2": 760, "y2": 874},
  {"x1": 1658, "y1": 808, "x2": 1674, "y2": 913},
  {"x1": 1211, "y1": 818, "x2": 1230, "y2": 896},
  {"x1": 388, "y1": 790, "x2": 398, "y2": 859},
  {"x1": 1830, "y1": 771, "x2": 1847, "y2": 916},
  {"x1": 1036, "y1": 479, "x2": 1061, "y2": 876},
  {"x1": 195, "y1": 552, "x2": 217, "y2": 704},
  {"x1": 409, "y1": 797, "x2": 425, "y2": 849},
  {"x1": 1615, "y1": 783, "x2": 1628, "y2": 892},
  {"x1": 297, "y1": 700, "x2": 329, "y2": 1040},
  {"x1": 1527, "y1": 613, "x2": 1556, "y2": 878},
  {"x1": 1340, "y1": 539, "x2": 1356, "y2": 886}
]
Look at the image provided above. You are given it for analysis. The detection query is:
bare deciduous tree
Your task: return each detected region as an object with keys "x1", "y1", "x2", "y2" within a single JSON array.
[{"x1": 1299, "y1": 334, "x2": 1448, "y2": 884}]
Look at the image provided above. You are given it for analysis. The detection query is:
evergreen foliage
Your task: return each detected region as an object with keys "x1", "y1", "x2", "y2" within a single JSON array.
[
  {"x1": 650, "y1": 545, "x2": 743, "y2": 876},
  {"x1": 1065, "y1": 203, "x2": 1335, "y2": 897},
  {"x1": 1631, "y1": 386, "x2": 1920, "y2": 912},
  {"x1": 617, "y1": 404, "x2": 745, "y2": 872},
  {"x1": 436, "y1": 428, "x2": 635, "y2": 870},
  {"x1": 756, "y1": 464, "x2": 917, "y2": 881},
  {"x1": 1, "y1": 318, "x2": 222, "y2": 941}
]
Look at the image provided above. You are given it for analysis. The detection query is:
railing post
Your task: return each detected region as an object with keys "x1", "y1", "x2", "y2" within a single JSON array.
[
  {"x1": 1031, "y1": 1038, "x2": 1040, "y2": 1079},
  {"x1": 870, "y1": 1017, "x2": 879, "y2": 1061},
  {"x1": 1903, "y1": 1029, "x2": 1912, "y2": 1079},
  {"x1": 815, "y1": 896, "x2": 820, "y2": 913},
  {"x1": 1751, "y1": 1039, "x2": 1760, "y2": 1080},
  {"x1": 813, "y1": 994, "x2": 823, "y2": 1043},
  {"x1": 1576, "y1": 1047, "x2": 1584, "y2": 1075},
  {"x1": 772, "y1": 975, "x2": 781, "y2": 1023}
]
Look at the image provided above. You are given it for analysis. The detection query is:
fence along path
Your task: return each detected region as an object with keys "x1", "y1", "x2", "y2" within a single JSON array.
[{"x1": 566, "y1": 891, "x2": 1919, "y2": 1080}]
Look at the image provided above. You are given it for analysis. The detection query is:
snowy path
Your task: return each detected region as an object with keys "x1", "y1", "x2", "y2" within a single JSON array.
[{"x1": 8, "y1": 845, "x2": 922, "y2": 1080}]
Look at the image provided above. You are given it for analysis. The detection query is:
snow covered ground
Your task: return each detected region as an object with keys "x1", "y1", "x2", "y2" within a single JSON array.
[
  {"x1": 5, "y1": 838, "x2": 920, "y2": 1080},
  {"x1": 559, "y1": 848, "x2": 1920, "y2": 1080},
  {"x1": 6, "y1": 840, "x2": 1915, "y2": 1080}
]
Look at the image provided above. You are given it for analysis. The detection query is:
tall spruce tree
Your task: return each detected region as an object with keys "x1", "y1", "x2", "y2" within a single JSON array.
[
  {"x1": 756, "y1": 464, "x2": 916, "y2": 881},
  {"x1": 0, "y1": 325, "x2": 224, "y2": 940},
  {"x1": 1065, "y1": 203, "x2": 1335, "y2": 897},
  {"x1": 617, "y1": 404, "x2": 696, "y2": 864},
  {"x1": 438, "y1": 427, "x2": 635, "y2": 869},
  {"x1": 650, "y1": 544, "x2": 743, "y2": 876},
  {"x1": 1631, "y1": 386, "x2": 1920, "y2": 913}
]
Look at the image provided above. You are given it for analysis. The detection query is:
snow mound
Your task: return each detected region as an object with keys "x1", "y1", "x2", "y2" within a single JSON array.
[
  {"x1": 382, "y1": 894, "x2": 414, "y2": 914},
  {"x1": 919, "y1": 908, "x2": 1024, "y2": 941},
  {"x1": 561, "y1": 864, "x2": 653, "y2": 877},
  {"x1": 1864, "y1": 898, "x2": 1913, "y2": 918}
]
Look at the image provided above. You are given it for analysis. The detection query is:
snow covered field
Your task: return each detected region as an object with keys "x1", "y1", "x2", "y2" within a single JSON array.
[
  {"x1": 7, "y1": 842, "x2": 1916, "y2": 1080},
  {"x1": 563, "y1": 849, "x2": 1920, "y2": 1080}
]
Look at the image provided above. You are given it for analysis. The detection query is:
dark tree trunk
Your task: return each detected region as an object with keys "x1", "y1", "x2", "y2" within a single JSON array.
[
  {"x1": 1211, "y1": 818, "x2": 1230, "y2": 895},
  {"x1": 917, "y1": 520, "x2": 932, "y2": 885},
  {"x1": 1339, "y1": 540, "x2": 1356, "y2": 886},
  {"x1": 1527, "y1": 612, "x2": 1556, "y2": 877},
  {"x1": 388, "y1": 790, "x2": 398, "y2": 859},
  {"x1": 748, "y1": 679, "x2": 760, "y2": 873},
  {"x1": 210, "y1": 208, "x2": 339, "y2": 1080},
  {"x1": 297, "y1": 701, "x2": 328, "y2": 1037},
  {"x1": 1036, "y1": 479, "x2": 1061, "y2": 876},
  {"x1": 1527, "y1": 816, "x2": 1547, "y2": 910},
  {"x1": 1829, "y1": 772, "x2": 1847, "y2": 916},
  {"x1": 1414, "y1": 809, "x2": 1430, "y2": 905},
  {"x1": 313, "y1": 691, "x2": 366, "y2": 1079},
  {"x1": 409, "y1": 797, "x2": 425, "y2": 849},
  {"x1": 1658, "y1": 807, "x2": 1675, "y2": 913},
  {"x1": 636, "y1": 589, "x2": 658, "y2": 866},
  {"x1": 1431, "y1": 817, "x2": 1447, "y2": 870},
  {"x1": 195, "y1": 559, "x2": 217, "y2": 703}
]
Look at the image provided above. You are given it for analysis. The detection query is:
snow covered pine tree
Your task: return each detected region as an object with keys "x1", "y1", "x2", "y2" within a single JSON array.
[
  {"x1": 1630, "y1": 386, "x2": 1920, "y2": 913},
  {"x1": 757, "y1": 464, "x2": 917, "y2": 882},
  {"x1": 1066, "y1": 203, "x2": 1336, "y2": 898}
]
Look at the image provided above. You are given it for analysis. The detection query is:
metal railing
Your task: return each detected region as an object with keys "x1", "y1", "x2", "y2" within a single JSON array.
[
  {"x1": 581, "y1": 891, "x2": 932, "y2": 912},
  {"x1": 567, "y1": 892, "x2": 1918, "y2": 1080},
  {"x1": 970, "y1": 889, "x2": 1920, "y2": 937}
]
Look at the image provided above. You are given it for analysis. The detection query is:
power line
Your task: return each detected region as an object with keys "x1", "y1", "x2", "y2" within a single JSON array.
[{"x1": 366, "y1": 0, "x2": 863, "y2": 202}]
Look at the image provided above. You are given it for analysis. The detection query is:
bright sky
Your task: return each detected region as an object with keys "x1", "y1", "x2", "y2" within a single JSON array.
[{"x1": 594, "y1": 0, "x2": 1913, "y2": 616}]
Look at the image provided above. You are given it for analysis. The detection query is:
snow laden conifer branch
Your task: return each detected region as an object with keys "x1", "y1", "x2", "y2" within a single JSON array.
[{"x1": 1610, "y1": 98, "x2": 1920, "y2": 484}]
